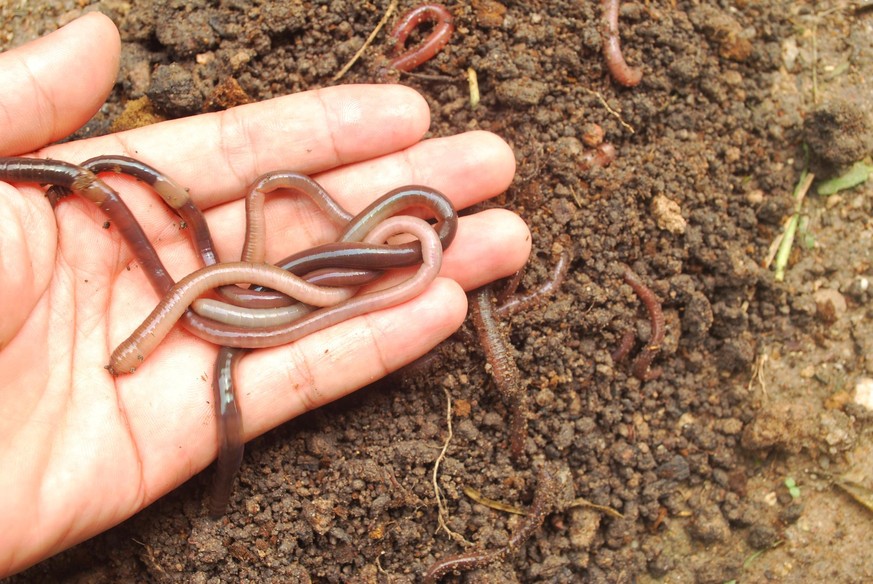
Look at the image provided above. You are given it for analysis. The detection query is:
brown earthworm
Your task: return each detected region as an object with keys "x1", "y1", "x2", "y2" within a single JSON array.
[
  {"x1": 423, "y1": 470, "x2": 560, "y2": 583},
  {"x1": 388, "y1": 4, "x2": 454, "y2": 72},
  {"x1": 619, "y1": 263, "x2": 665, "y2": 380},
  {"x1": 496, "y1": 249, "x2": 571, "y2": 318},
  {"x1": 0, "y1": 156, "x2": 177, "y2": 294},
  {"x1": 222, "y1": 184, "x2": 458, "y2": 308},
  {"x1": 192, "y1": 298, "x2": 315, "y2": 329},
  {"x1": 107, "y1": 262, "x2": 357, "y2": 375},
  {"x1": 471, "y1": 285, "x2": 528, "y2": 459},
  {"x1": 601, "y1": 0, "x2": 643, "y2": 87},
  {"x1": 191, "y1": 266, "x2": 379, "y2": 328},
  {"x1": 240, "y1": 171, "x2": 353, "y2": 264}
]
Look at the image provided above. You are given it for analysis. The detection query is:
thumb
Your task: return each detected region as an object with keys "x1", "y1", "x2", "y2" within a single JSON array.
[
  {"x1": 0, "y1": 12, "x2": 120, "y2": 156},
  {"x1": 0, "y1": 13, "x2": 119, "y2": 342}
]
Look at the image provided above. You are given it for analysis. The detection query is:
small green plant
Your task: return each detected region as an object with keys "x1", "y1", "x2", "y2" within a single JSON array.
[{"x1": 784, "y1": 477, "x2": 801, "y2": 499}]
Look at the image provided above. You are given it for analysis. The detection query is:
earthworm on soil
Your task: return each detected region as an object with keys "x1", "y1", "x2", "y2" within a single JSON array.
[
  {"x1": 388, "y1": 3, "x2": 454, "y2": 72},
  {"x1": 601, "y1": 0, "x2": 643, "y2": 87},
  {"x1": 471, "y1": 285, "x2": 528, "y2": 459},
  {"x1": 422, "y1": 470, "x2": 560, "y2": 583},
  {"x1": 496, "y1": 249, "x2": 571, "y2": 318},
  {"x1": 619, "y1": 263, "x2": 665, "y2": 380}
]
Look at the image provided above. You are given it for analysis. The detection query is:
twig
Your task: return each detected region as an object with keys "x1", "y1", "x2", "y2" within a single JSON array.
[
  {"x1": 332, "y1": 0, "x2": 398, "y2": 82},
  {"x1": 773, "y1": 172, "x2": 815, "y2": 282},
  {"x1": 432, "y1": 387, "x2": 473, "y2": 546},
  {"x1": 584, "y1": 88, "x2": 635, "y2": 134}
]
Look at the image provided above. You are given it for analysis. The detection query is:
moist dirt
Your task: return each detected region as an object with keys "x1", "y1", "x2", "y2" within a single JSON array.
[{"x1": 3, "y1": 1, "x2": 873, "y2": 582}]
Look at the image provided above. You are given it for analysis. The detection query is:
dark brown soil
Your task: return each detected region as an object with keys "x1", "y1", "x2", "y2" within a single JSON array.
[{"x1": 4, "y1": 1, "x2": 873, "y2": 582}]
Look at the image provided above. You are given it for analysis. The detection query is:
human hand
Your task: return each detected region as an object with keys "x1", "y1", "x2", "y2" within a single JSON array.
[{"x1": 0, "y1": 13, "x2": 529, "y2": 577}]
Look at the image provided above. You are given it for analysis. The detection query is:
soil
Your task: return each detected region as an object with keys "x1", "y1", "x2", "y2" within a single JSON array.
[{"x1": 3, "y1": 1, "x2": 873, "y2": 582}]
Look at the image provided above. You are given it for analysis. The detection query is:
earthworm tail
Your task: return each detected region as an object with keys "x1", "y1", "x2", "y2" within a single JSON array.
[
  {"x1": 422, "y1": 470, "x2": 560, "y2": 583},
  {"x1": 208, "y1": 346, "x2": 247, "y2": 517}
]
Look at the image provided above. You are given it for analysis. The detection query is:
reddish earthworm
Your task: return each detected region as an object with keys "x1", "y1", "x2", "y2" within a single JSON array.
[
  {"x1": 107, "y1": 262, "x2": 357, "y2": 375},
  {"x1": 224, "y1": 184, "x2": 458, "y2": 309},
  {"x1": 423, "y1": 470, "x2": 560, "y2": 583},
  {"x1": 192, "y1": 266, "x2": 379, "y2": 328},
  {"x1": 601, "y1": 0, "x2": 643, "y2": 87},
  {"x1": 471, "y1": 285, "x2": 528, "y2": 460},
  {"x1": 192, "y1": 298, "x2": 314, "y2": 329},
  {"x1": 610, "y1": 327, "x2": 637, "y2": 363},
  {"x1": 619, "y1": 263, "x2": 665, "y2": 380},
  {"x1": 388, "y1": 4, "x2": 454, "y2": 72}
]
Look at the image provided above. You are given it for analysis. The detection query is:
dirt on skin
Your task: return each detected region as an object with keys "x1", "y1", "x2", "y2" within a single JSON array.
[{"x1": 3, "y1": 1, "x2": 873, "y2": 582}]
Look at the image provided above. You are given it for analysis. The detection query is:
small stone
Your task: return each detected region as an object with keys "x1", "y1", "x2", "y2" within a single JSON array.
[
  {"x1": 854, "y1": 378, "x2": 873, "y2": 410},
  {"x1": 813, "y1": 288, "x2": 847, "y2": 323},
  {"x1": 651, "y1": 195, "x2": 687, "y2": 235}
]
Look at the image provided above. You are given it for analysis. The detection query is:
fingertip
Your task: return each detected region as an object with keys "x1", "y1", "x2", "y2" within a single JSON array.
[
  {"x1": 0, "y1": 12, "x2": 121, "y2": 155},
  {"x1": 443, "y1": 208, "x2": 532, "y2": 290}
]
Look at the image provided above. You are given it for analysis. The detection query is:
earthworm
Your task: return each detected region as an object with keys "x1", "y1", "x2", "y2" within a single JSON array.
[
  {"x1": 192, "y1": 298, "x2": 315, "y2": 329},
  {"x1": 240, "y1": 171, "x2": 353, "y2": 264},
  {"x1": 610, "y1": 328, "x2": 636, "y2": 363},
  {"x1": 601, "y1": 0, "x2": 643, "y2": 87},
  {"x1": 578, "y1": 143, "x2": 617, "y2": 171},
  {"x1": 109, "y1": 215, "x2": 444, "y2": 373},
  {"x1": 471, "y1": 285, "x2": 528, "y2": 460},
  {"x1": 107, "y1": 262, "x2": 357, "y2": 375},
  {"x1": 221, "y1": 184, "x2": 458, "y2": 308},
  {"x1": 192, "y1": 266, "x2": 379, "y2": 328},
  {"x1": 422, "y1": 470, "x2": 560, "y2": 583},
  {"x1": 78, "y1": 155, "x2": 220, "y2": 266},
  {"x1": 496, "y1": 249, "x2": 571, "y2": 318},
  {"x1": 0, "y1": 156, "x2": 176, "y2": 294},
  {"x1": 208, "y1": 345, "x2": 246, "y2": 517},
  {"x1": 388, "y1": 4, "x2": 454, "y2": 72},
  {"x1": 620, "y1": 263, "x2": 665, "y2": 380}
]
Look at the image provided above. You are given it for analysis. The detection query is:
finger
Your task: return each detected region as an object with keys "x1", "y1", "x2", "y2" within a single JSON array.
[
  {"x1": 0, "y1": 13, "x2": 120, "y2": 156},
  {"x1": 192, "y1": 130, "x2": 517, "y2": 260},
  {"x1": 45, "y1": 84, "x2": 432, "y2": 207},
  {"x1": 441, "y1": 209, "x2": 531, "y2": 290},
  {"x1": 52, "y1": 129, "x2": 519, "y2": 285}
]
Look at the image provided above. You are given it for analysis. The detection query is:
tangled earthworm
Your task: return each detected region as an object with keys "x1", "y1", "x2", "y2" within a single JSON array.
[
  {"x1": 601, "y1": 0, "x2": 643, "y2": 87},
  {"x1": 388, "y1": 3, "x2": 454, "y2": 72},
  {"x1": 423, "y1": 470, "x2": 560, "y2": 583},
  {"x1": 0, "y1": 155, "x2": 457, "y2": 517}
]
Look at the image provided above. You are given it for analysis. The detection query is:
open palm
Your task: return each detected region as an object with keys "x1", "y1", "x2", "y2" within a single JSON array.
[{"x1": 0, "y1": 14, "x2": 529, "y2": 576}]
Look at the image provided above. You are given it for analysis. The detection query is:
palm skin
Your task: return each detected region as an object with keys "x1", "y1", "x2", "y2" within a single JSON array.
[{"x1": 0, "y1": 13, "x2": 530, "y2": 576}]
